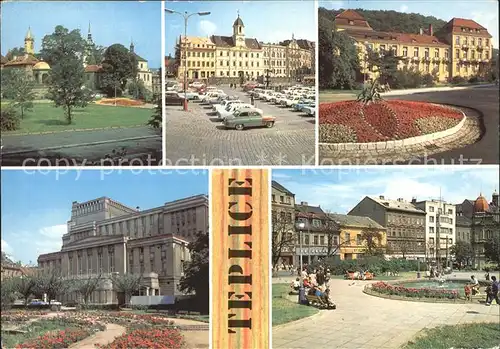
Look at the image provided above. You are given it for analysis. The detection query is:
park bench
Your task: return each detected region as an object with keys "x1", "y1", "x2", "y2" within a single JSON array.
[{"x1": 305, "y1": 295, "x2": 336, "y2": 310}]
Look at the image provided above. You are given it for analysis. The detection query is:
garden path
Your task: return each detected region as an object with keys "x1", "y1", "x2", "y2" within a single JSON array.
[
  {"x1": 273, "y1": 278, "x2": 499, "y2": 349},
  {"x1": 68, "y1": 323, "x2": 126, "y2": 349}
]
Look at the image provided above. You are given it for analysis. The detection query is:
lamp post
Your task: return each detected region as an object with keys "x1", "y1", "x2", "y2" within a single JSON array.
[
  {"x1": 165, "y1": 9, "x2": 211, "y2": 111},
  {"x1": 363, "y1": 41, "x2": 369, "y2": 84},
  {"x1": 297, "y1": 222, "x2": 305, "y2": 280}
]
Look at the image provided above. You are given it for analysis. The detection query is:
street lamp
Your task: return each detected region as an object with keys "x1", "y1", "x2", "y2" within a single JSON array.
[
  {"x1": 165, "y1": 9, "x2": 211, "y2": 111},
  {"x1": 363, "y1": 41, "x2": 369, "y2": 84},
  {"x1": 297, "y1": 222, "x2": 305, "y2": 279}
]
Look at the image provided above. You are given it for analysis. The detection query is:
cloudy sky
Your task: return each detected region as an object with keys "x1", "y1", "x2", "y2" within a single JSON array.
[
  {"x1": 322, "y1": 0, "x2": 499, "y2": 48},
  {"x1": 272, "y1": 167, "x2": 499, "y2": 213},
  {"x1": 165, "y1": 1, "x2": 316, "y2": 56},
  {"x1": 1, "y1": 1, "x2": 162, "y2": 68},
  {"x1": 1, "y1": 170, "x2": 208, "y2": 265}
]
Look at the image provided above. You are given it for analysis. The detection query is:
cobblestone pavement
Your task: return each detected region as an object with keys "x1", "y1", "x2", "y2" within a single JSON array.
[
  {"x1": 165, "y1": 87, "x2": 315, "y2": 166},
  {"x1": 319, "y1": 116, "x2": 482, "y2": 165},
  {"x1": 1, "y1": 127, "x2": 162, "y2": 166},
  {"x1": 272, "y1": 278, "x2": 500, "y2": 349}
]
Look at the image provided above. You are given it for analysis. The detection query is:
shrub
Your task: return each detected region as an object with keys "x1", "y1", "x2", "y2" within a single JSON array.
[
  {"x1": 318, "y1": 256, "x2": 428, "y2": 276},
  {"x1": 0, "y1": 107, "x2": 21, "y2": 131},
  {"x1": 468, "y1": 76, "x2": 480, "y2": 84},
  {"x1": 96, "y1": 328, "x2": 185, "y2": 349},
  {"x1": 393, "y1": 67, "x2": 422, "y2": 89},
  {"x1": 450, "y1": 76, "x2": 467, "y2": 85},
  {"x1": 371, "y1": 281, "x2": 459, "y2": 299},
  {"x1": 422, "y1": 73, "x2": 435, "y2": 87}
]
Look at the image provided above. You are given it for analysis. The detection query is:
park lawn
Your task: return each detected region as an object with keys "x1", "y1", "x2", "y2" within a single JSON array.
[
  {"x1": 1, "y1": 318, "x2": 79, "y2": 348},
  {"x1": 3, "y1": 102, "x2": 152, "y2": 134},
  {"x1": 403, "y1": 322, "x2": 500, "y2": 349},
  {"x1": 272, "y1": 283, "x2": 318, "y2": 327},
  {"x1": 319, "y1": 90, "x2": 359, "y2": 103}
]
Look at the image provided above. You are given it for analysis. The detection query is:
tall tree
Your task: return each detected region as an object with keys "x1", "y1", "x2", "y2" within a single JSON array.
[
  {"x1": 318, "y1": 16, "x2": 335, "y2": 89},
  {"x1": 13, "y1": 276, "x2": 36, "y2": 306},
  {"x1": 111, "y1": 273, "x2": 142, "y2": 305},
  {"x1": 5, "y1": 47, "x2": 25, "y2": 61},
  {"x1": 147, "y1": 95, "x2": 162, "y2": 129},
  {"x1": 179, "y1": 231, "x2": 209, "y2": 310},
  {"x1": 100, "y1": 44, "x2": 138, "y2": 97},
  {"x1": 4, "y1": 70, "x2": 36, "y2": 118},
  {"x1": 483, "y1": 236, "x2": 500, "y2": 269},
  {"x1": 41, "y1": 25, "x2": 93, "y2": 124},
  {"x1": 360, "y1": 227, "x2": 385, "y2": 256},
  {"x1": 1, "y1": 278, "x2": 17, "y2": 310},
  {"x1": 271, "y1": 211, "x2": 296, "y2": 269},
  {"x1": 366, "y1": 49, "x2": 405, "y2": 86},
  {"x1": 450, "y1": 241, "x2": 474, "y2": 267},
  {"x1": 85, "y1": 45, "x2": 106, "y2": 65},
  {"x1": 33, "y1": 269, "x2": 71, "y2": 304},
  {"x1": 71, "y1": 274, "x2": 102, "y2": 305}
]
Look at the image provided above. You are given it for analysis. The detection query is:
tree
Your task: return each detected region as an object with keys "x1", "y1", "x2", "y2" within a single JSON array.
[
  {"x1": 4, "y1": 70, "x2": 36, "y2": 118},
  {"x1": 41, "y1": 25, "x2": 93, "y2": 124},
  {"x1": 360, "y1": 227, "x2": 384, "y2": 256},
  {"x1": 5, "y1": 47, "x2": 25, "y2": 61},
  {"x1": 100, "y1": 44, "x2": 138, "y2": 97},
  {"x1": 71, "y1": 274, "x2": 102, "y2": 305},
  {"x1": 318, "y1": 16, "x2": 335, "y2": 89},
  {"x1": 179, "y1": 231, "x2": 209, "y2": 310},
  {"x1": 85, "y1": 45, "x2": 105, "y2": 66},
  {"x1": 1, "y1": 278, "x2": 17, "y2": 310},
  {"x1": 271, "y1": 211, "x2": 296, "y2": 269},
  {"x1": 484, "y1": 236, "x2": 500, "y2": 268},
  {"x1": 127, "y1": 79, "x2": 147, "y2": 100},
  {"x1": 33, "y1": 269, "x2": 71, "y2": 304},
  {"x1": 111, "y1": 273, "x2": 142, "y2": 306},
  {"x1": 12, "y1": 276, "x2": 36, "y2": 306},
  {"x1": 147, "y1": 95, "x2": 162, "y2": 129},
  {"x1": 366, "y1": 49, "x2": 405, "y2": 86},
  {"x1": 450, "y1": 241, "x2": 474, "y2": 268}
]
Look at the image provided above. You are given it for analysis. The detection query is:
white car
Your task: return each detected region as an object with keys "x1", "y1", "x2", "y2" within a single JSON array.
[
  {"x1": 302, "y1": 104, "x2": 316, "y2": 116},
  {"x1": 271, "y1": 93, "x2": 285, "y2": 104},
  {"x1": 218, "y1": 103, "x2": 257, "y2": 120},
  {"x1": 213, "y1": 100, "x2": 242, "y2": 113},
  {"x1": 264, "y1": 92, "x2": 276, "y2": 102},
  {"x1": 201, "y1": 92, "x2": 221, "y2": 103},
  {"x1": 284, "y1": 97, "x2": 301, "y2": 107},
  {"x1": 189, "y1": 81, "x2": 204, "y2": 88},
  {"x1": 208, "y1": 93, "x2": 228, "y2": 105}
]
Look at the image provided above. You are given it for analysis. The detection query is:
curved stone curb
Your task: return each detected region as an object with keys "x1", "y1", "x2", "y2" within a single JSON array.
[
  {"x1": 272, "y1": 309, "x2": 324, "y2": 331},
  {"x1": 319, "y1": 109, "x2": 467, "y2": 150},
  {"x1": 3, "y1": 125, "x2": 147, "y2": 137}
]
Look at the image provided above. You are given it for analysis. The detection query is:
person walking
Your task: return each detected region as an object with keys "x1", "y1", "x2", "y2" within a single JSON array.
[
  {"x1": 250, "y1": 94, "x2": 254, "y2": 106},
  {"x1": 486, "y1": 276, "x2": 499, "y2": 306}
]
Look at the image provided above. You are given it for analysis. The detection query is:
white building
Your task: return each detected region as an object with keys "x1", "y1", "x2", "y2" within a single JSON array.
[{"x1": 414, "y1": 199, "x2": 456, "y2": 265}]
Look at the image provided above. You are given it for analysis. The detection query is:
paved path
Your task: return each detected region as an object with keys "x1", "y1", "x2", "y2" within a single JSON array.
[
  {"x1": 272, "y1": 278, "x2": 499, "y2": 349},
  {"x1": 69, "y1": 323, "x2": 126, "y2": 349},
  {"x1": 165, "y1": 87, "x2": 315, "y2": 166},
  {"x1": 1, "y1": 127, "x2": 162, "y2": 166}
]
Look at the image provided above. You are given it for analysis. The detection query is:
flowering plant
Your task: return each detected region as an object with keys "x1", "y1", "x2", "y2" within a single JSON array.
[
  {"x1": 96, "y1": 328, "x2": 185, "y2": 349},
  {"x1": 371, "y1": 281, "x2": 459, "y2": 299}
]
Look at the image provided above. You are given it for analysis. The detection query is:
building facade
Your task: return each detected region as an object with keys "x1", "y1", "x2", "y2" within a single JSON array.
[
  {"x1": 414, "y1": 199, "x2": 456, "y2": 266},
  {"x1": 37, "y1": 195, "x2": 208, "y2": 304},
  {"x1": 174, "y1": 14, "x2": 314, "y2": 82},
  {"x1": 271, "y1": 181, "x2": 296, "y2": 266},
  {"x1": 334, "y1": 10, "x2": 494, "y2": 82},
  {"x1": 349, "y1": 196, "x2": 426, "y2": 259},
  {"x1": 327, "y1": 213, "x2": 387, "y2": 260}
]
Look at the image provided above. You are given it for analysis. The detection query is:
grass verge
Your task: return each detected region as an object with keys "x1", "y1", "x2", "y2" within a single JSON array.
[
  {"x1": 2, "y1": 318, "x2": 78, "y2": 348},
  {"x1": 403, "y1": 322, "x2": 500, "y2": 349},
  {"x1": 272, "y1": 283, "x2": 318, "y2": 327}
]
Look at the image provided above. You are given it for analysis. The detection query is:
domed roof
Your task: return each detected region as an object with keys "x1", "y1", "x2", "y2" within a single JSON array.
[
  {"x1": 33, "y1": 61, "x2": 51, "y2": 70},
  {"x1": 233, "y1": 15, "x2": 244, "y2": 27},
  {"x1": 473, "y1": 193, "x2": 489, "y2": 213}
]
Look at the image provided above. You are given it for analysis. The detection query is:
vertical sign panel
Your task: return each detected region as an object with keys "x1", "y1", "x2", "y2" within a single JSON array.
[{"x1": 211, "y1": 169, "x2": 270, "y2": 349}]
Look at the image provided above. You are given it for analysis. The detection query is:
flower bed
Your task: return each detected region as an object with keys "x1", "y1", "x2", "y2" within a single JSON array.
[
  {"x1": 96, "y1": 98, "x2": 145, "y2": 107},
  {"x1": 371, "y1": 281, "x2": 459, "y2": 299},
  {"x1": 95, "y1": 328, "x2": 185, "y2": 349},
  {"x1": 319, "y1": 100, "x2": 463, "y2": 143},
  {"x1": 16, "y1": 328, "x2": 94, "y2": 349}
]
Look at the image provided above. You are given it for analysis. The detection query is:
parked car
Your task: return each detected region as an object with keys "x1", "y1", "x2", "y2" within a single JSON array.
[
  {"x1": 284, "y1": 97, "x2": 301, "y2": 107},
  {"x1": 214, "y1": 100, "x2": 243, "y2": 113},
  {"x1": 302, "y1": 104, "x2": 316, "y2": 116},
  {"x1": 28, "y1": 299, "x2": 48, "y2": 307},
  {"x1": 208, "y1": 93, "x2": 229, "y2": 105},
  {"x1": 201, "y1": 92, "x2": 221, "y2": 103},
  {"x1": 165, "y1": 92, "x2": 185, "y2": 106},
  {"x1": 184, "y1": 91, "x2": 200, "y2": 100},
  {"x1": 223, "y1": 109, "x2": 276, "y2": 130},
  {"x1": 293, "y1": 99, "x2": 314, "y2": 112},
  {"x1": 50, "y1": 300, "x2": 62, "y2": 305},
  {"x1": 218, "y1": 104, "x2": 261, "y2": 121},
  {"x1": 189, "y1": 81, "x2": 204, "y2": 88}
]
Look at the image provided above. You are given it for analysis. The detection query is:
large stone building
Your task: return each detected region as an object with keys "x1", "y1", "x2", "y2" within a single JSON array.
[
  {"x1": 271, "y1": 181, "x2": 296, "y2": 266},
  {"x1": 37, "y1": 195, "x2": 208, "y2": 304},
  {"x1": 414, "y1": 199, "x2": 456, "y2": 266},
  {"x1": 456, "y1": 191, "x2": 500, "y2": 268},
  {"x1": 174, "y1": 13, "x2": 314, "y2": 82},
  {"x1": 349, "y1": 196, "x2": 427, "y2": 259},
  {"x1": 334, "y1": 9, "x2": 494, "y2": 82}
]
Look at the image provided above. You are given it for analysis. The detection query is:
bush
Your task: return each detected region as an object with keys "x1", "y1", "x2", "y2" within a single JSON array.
[
  {"x1": 317, "y1": 256, "x2": 427, "y2": 276},
  {"x1": 371, "y1": 281, "x2": 459, "y2": 299},
  {"x1": 0, "y1": 107, "x2": 21, "y2": 131},
  {"x1": 422, "y1": 73, "x2": 435, "y2": 87},
  {"x1": 450, "y1": 76, "x2": 467, "y2": 85},
  {"x1": 468, "y1": 76, "x2": 480, "y2": 84},
  {"x1": 393, "y1": 67, "x2": 423, "y2": 89}
]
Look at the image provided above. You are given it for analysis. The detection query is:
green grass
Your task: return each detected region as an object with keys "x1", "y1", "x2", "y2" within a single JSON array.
[
  {"x1": 403, "y1": 322, "x2": 500, "y2": 349},
  {"x1": 319, "y1": 90, "x2": 359, "y2": 103},
  {"x1": 272, "y1": 283, "x2": 318, "y2": 327},
  {"x1": 2, "y1": 101, "x2": 152, "y2": 134},
  {"x1": 1, "y1": 318, "x2": 78, "y2": 348}
]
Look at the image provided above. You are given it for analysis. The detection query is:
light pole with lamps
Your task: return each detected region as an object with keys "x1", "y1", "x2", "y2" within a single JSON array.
[
  {"x1": 296, "y1": 222, "x2": 305, "y2": 279},
  {"x1": 165, "y1": 9, "x2": 211, "y2": 111}
]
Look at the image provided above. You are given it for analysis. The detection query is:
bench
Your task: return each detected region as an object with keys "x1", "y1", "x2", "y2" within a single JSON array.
[{"x1": 305, "y1": 295, "x2": 336, "y2": 309}]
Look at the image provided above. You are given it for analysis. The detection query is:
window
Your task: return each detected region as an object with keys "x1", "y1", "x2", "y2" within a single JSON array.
[
  {"x1": 434, "y1": 48, "x2": 439, "y2": 58},
  {"x1": 429, "y1": 237, "x2": 435, "y2": 244},
  {"x1": 429, "y1": 206, "x2": 435, "y2": 212},
  {"x1": 356, "y1": 235, "x2": 362, "y2": 245},
  {"x1": 286, "y1": 197, "x2": 291, "y2": 204},
  {"x1": 344, "y1": 232, "x2": 351, "y2": 244},
  {"x1": 379, "y1": 44, "x2": 386, "y2": 51},
  {"x1": 478, "y1": 38, "x2": 482, "y2": 46},
  {"x1": 429, "y1": 216, "x2": 435, "y2": 223},
  {"x1": 320, "y1": 236, "x2": 324, "y2": 245},
  {"x1": 280, "y1": 196, "x2": 284, "y2": 203},
  {"x1": 272, "y1": 194, "x2": 276, "y2": 202},
  {"x1": 424, "y1": 48, "x2": 430, "y2": 58},
  {"x1": 455, "y1": 36, "x2": 460, "y2": 45},
  {"x1": 314, "y1": 235, "x2": 318, "y2": 245},
  {"x1": 304, "y1": 235, "x2": 309, "y2": 245},
  {"x1": 429, "y1": 227, "x2": 435, "y2": 234},
  {"x1": 413, "y1": 47, "x2": 419, "y2": 57},
  {"x1": 312, "y1": 219, "x2": 321, "y2": 227}
]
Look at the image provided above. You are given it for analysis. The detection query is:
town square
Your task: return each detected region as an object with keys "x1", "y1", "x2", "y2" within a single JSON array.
[
  {"x1": 1, "y1": 170, "x2": 209, "y2": 348},
  {"x1": 164, "y1": 1, "x2": 316, "y2": 166},
  {"x1": 318, "y1": 1, "x2": 499, "y2": 165},
  {"x1": 0, "y1": 1, "x2": 162, "y2": 166},
  {"x1": 271, "y1": 167, "x2": 500, "y2": 348}
]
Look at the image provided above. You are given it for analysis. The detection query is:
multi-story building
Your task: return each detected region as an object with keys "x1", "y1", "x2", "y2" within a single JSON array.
[
  {"x1": 327, "y1": 213, "x2": 386, "y2": 260},
  {"x1": 456, "y1": 191, "x2": 500, "y2": 268},
  {"x1": 295, "y1": 202, "x2": 340, "y2": 265},
  {"x1": 455, "y1": 215, "x2": 472, "y2": 244},
  {"x1": 349, "y1": 196, "x2": 426, "y2": 259},
  {"x1": 414, "y1": 199, "x2": 456, "y2": 266},
  {"x1": 334, "y1": 10, "x2": 494, "y2": 82},
  {"x1": 174, "y1": 14, "x2": 314, "y2": 82},
  {"x1": 271, "y1": 181, "x2": 296, "y2": 267},
  {"x1": 37, "y1": 195, "x2": 208, "y2": 304}
]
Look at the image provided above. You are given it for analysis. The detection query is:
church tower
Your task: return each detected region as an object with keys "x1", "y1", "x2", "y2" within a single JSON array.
[
  {"x1": 84, "y1": 22, "x2": 95, "y2": 66},
  {"x1": 87, "y1": 21, "x2": 94, "y2": 46},
  {"x1": 24, "y1": 27, "x2": 34, "y2": 55},
  {"x1": 232, "y1": 12, "x2": 245, "y2": 47},
  {"x1": 130, "y1": 39, "x2": 135, "y2": 54}
]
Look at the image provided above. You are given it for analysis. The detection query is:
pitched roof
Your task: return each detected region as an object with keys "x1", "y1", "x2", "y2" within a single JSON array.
[
  {"x1": 456, "y1": 215, "x2": 472, "y2": 227},
  {"x1": 346, "y1": 29, "x2": 448, "y2": 46},
  {"x1": 336, "y1": 9, "x2": 366, "y2": 21},
  {"x1": 295, "y1": 203, "x2": 325, "y2": 215},
  {"x1": 280, "y1": 39, "x2": 315, "y2": 51},
  {"x1": 132, "y1": 52, "x2": 147, "y2": 62},
  {"x1": 328, "y1": 213, "x2": 385, "y2": 230},
  {"x1": 272, "y1": 180, "x2": 294, "y2": 196},
  {"x1": 85, "y1": 64, "x2": 103, "y2": 73},
  {"x1": 234, "y1": 16, "x2": 244, "y2": 27},
  {"x1": 4, "y1": 54, "x2": 38, "y2": 67},
  {"x1": 368, "y1": 196, "x2": 426, "y2": 214},
  {"x1": 439, "y1": 18, "x2": 492, "y2": 38},
  {"x1": 210, "y1": 35, "x2": 262, "y2": 50}
]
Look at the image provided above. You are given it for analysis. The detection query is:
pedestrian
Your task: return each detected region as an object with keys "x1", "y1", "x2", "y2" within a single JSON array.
[
  {"x1": 250, "y1": 94, "x2": 254, "y2": 106},
  {"x1": 486, "y1": 276, "x2": 499, "y2": 306}
]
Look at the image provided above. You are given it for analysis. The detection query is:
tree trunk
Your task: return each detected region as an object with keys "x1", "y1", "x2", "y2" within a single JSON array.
[{"x1": 66, "y1": 106, "x2": 72, "y2": 124}]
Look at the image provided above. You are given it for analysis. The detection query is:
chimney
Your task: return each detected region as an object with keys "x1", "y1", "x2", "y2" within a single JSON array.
[
  {"x1": 419, "y1": 28, "x2": 423, "y2": 35},
  {"x1": 428, "y1": 24, "x2": 433, "y2": 36},
  {"x1": 411, "y1": 197, "x2": 417, "y2": 204},
  {"x1": 301, "y1": 201, "x2": 308, "y2": 206},
  {"x1": 397, "y1": 198, "x2": 404, "y2": 202},
  {"x1": 379, "y1": 195, "x2": 385, "y2": 200},
  {"x1": 136, "y1": 206, "x2": 140, "y2": 210}
]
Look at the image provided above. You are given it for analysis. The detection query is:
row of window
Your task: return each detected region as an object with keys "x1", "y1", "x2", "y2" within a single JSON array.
[
  {"x1": 387, "y1": 215, "x2": 424, "y2": 226},
  {"x1": 387, "y1": 228, "x2": 425, "y2": 238},
  {"x1": 272, "y1": 194, "x2": 292, "y2": 204},
  {"x1": 218, "y1": 51, "x2": 260, "y2": 58},
  {"x1": 187, "y1": 51, "x2": 215, "y2": 58},
  {"x1": 218, "y1": 60, "x2": 261, "y2": 67},
  {"x1": 428, "y1": 206, "x2": 454, "y2": 214},
  {"x1": 455, "y1": 49, "x2": 490, "y2": 60},
  {"x1": 428, "y1": 227, "x2": 453, "y2": 234},
  {"x1": 454, "y1": 36, "x2": 490, "y2": 47}
]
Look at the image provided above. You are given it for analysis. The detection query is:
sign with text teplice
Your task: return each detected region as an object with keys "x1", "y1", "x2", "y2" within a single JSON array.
[{"x1": 211, "y1": 169, "x2": 270, "y2": 349}]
